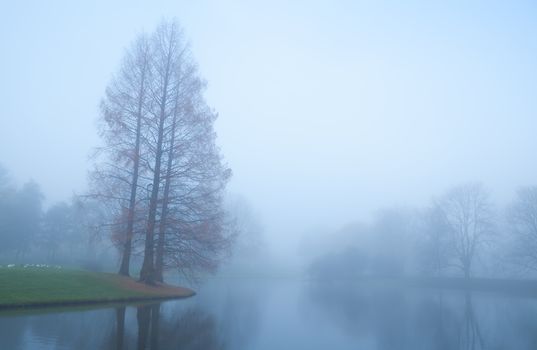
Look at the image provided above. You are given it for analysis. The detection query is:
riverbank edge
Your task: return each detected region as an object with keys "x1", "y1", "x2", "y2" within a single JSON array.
[
  {"x1": 0, "y1": 292, "x2": 195, "y2": 310},
  {"x1": 0, "y1": 267, "x2": 196, "y2": 310},
  {"x1": 406, "y1": 276, "x2": 537, "y2": 296},
  {"x1": 312, "y1": 276, "x2": 537, "y2": 297}
]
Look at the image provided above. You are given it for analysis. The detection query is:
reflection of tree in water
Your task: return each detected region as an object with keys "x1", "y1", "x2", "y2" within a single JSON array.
[
  {"x1": 127, "y1": 283, "x2": 262, "y2": 350},
  {"x1": 118, "y1": 303, "x2": 226, "y2": 350},
  {"x1": 159, "y1": 307, "x2": 225, "y2": 349},
  {"x1": 413, "y1": 292, "x2": 458, "y2": 350},
  {"x1": 116, "y1": 307, "x2": 126, "y2": 350},
  {"x1": 22, "y1": 285, "x2": 259, "y2": 349},
  {"x1": 416, "y1": 292, "x2": 484, "y2": 350},
  {"x1": 304, "y1": 282, "x2": 499, "y2": 350},
  {"x1": 457, "y1": 293, "x2": 484, "y2": 350},
  {"x1": 136, "y1": 305, "x2": 151, "y2": 350},
  {"x1": 304, "y1": 282, "x2": 417, "y2": 349},
  {"x1": 217, "y1": 283, "x2": 261, "y2": 349}
]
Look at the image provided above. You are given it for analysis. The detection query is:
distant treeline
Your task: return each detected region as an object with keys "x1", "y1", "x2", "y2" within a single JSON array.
[
  {"x1": 308, "y1": 182, "x2": 537, "y2": 280},
  {"x1": 0, "y1": 168, "x2": 110, "y2": 269}
]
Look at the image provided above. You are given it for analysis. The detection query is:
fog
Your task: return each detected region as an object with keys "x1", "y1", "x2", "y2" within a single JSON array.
[
  {"x1": 4, "y1": 1, "x2": 537, "y2": 349},
  {"x1": 2, "y1": 1, "x2": 537, "y2": 280}
]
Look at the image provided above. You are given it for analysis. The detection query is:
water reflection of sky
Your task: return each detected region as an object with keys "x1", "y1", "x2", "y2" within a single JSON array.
[{"x1": 1, "y1": 280, "x2": 537, "y2": 349}]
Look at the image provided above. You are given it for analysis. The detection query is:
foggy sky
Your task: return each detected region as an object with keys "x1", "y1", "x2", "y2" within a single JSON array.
[{"x1": 2, "y1": 0, "x2": 537, "y2": 256}]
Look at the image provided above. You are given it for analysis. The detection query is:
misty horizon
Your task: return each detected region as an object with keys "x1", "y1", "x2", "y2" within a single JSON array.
[
  {"x1": 3, "y1": 2, "x2": 537, "y2": 349},
  {"x1": 3, "y1": 2, "x2": 537, "y2": 261}
]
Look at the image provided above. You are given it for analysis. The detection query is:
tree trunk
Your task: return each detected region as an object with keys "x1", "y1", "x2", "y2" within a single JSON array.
[
  {"x1": 149, "y1": 304, "x2": 160, "y2": 349},
  {"x1": 139, "y1": 59, "x2": 170, "y2": 284},
  {"x1": 155, "y1": 109, "x2": 178, "y2": 283},
  {"x1": 119, "y1": 74, "x2": 145, "y2": 276},
  {"x1": 136, "y1": 306, "x2": 151, "y2": 350},
  {"x1": 139, "y1": 112, "x2": 165, "y2": 284},
  {"x1": 155, "y1": 177, "x2": 170, "y2": 283}
]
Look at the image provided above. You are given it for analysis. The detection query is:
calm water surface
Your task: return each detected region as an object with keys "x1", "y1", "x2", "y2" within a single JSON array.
[{"x1": 1, "y1": 279, "x2": 537, "y2": 349}]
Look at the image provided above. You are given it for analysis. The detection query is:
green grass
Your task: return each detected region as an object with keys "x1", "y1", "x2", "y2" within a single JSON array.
[{"x1": 0, "y1": 266, "x2": 193, "y2": 308}]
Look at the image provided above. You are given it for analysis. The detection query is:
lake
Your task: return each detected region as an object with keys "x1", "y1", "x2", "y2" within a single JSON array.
[{"x1": 1, "y1": 278, "x2": 537, "y2": 349}]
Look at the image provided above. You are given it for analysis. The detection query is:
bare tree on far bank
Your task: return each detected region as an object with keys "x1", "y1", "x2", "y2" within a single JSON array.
[
  {"x1": 507, "y1": 186, "x2": 537, "y2": 272},
  {"x1": 434, "y1": 183, "x2": 495, "y2": 278},
  {"x1": 418, "y1": 205, "x2": 453, "y2": 276}
]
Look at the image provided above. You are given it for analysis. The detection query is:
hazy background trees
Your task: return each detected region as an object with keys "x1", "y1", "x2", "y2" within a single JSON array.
[
  {"x1": 0, "y1": 164, "x2": 111, "y2": 268},
  {"x1": 306, "y1": 208, "x2": 417, "y2": 280},
  {"x1": 5, "y1": 146, "x2": 537, "y2": 284},
  {"x1": 507, "y1": 186, "x2": 537, "y2": 273},
  {"x1": 308, "y1": 183, "x2": 510, "y2": 281},
  {"x1": 418, "y1": 205, "x2": 452, "y2": 276},
  {"x1": 431, "y1": 183, "x2": 496, "y2": 278},
  {"x1": 0, "y1": 170, "x2": 43, "y2": 259},
  {"x1": 40, "y1": 202, "x2": 74, "y2": 261},
  {"x1": 218, "y1": 195, "x2": 267, "y2": 277}
]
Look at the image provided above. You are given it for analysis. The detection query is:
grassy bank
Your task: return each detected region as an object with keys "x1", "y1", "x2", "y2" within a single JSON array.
[{"x1": 0, "y1": 266, "x2": 194, "y2": 309}]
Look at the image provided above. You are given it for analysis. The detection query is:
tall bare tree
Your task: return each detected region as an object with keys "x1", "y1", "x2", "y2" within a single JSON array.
[
  {"x1": 93, "y1": 19, "x2": 231, "y2": 284},
  {"x1": 153, "y1": 49, "x2": 232, "y2": 282},
  {"x1": 94, "y1": 34, "x2": 152, "y2": 276},
  {"x1": 138, "y1": 21, "x2": 185, "y2": 284}
]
